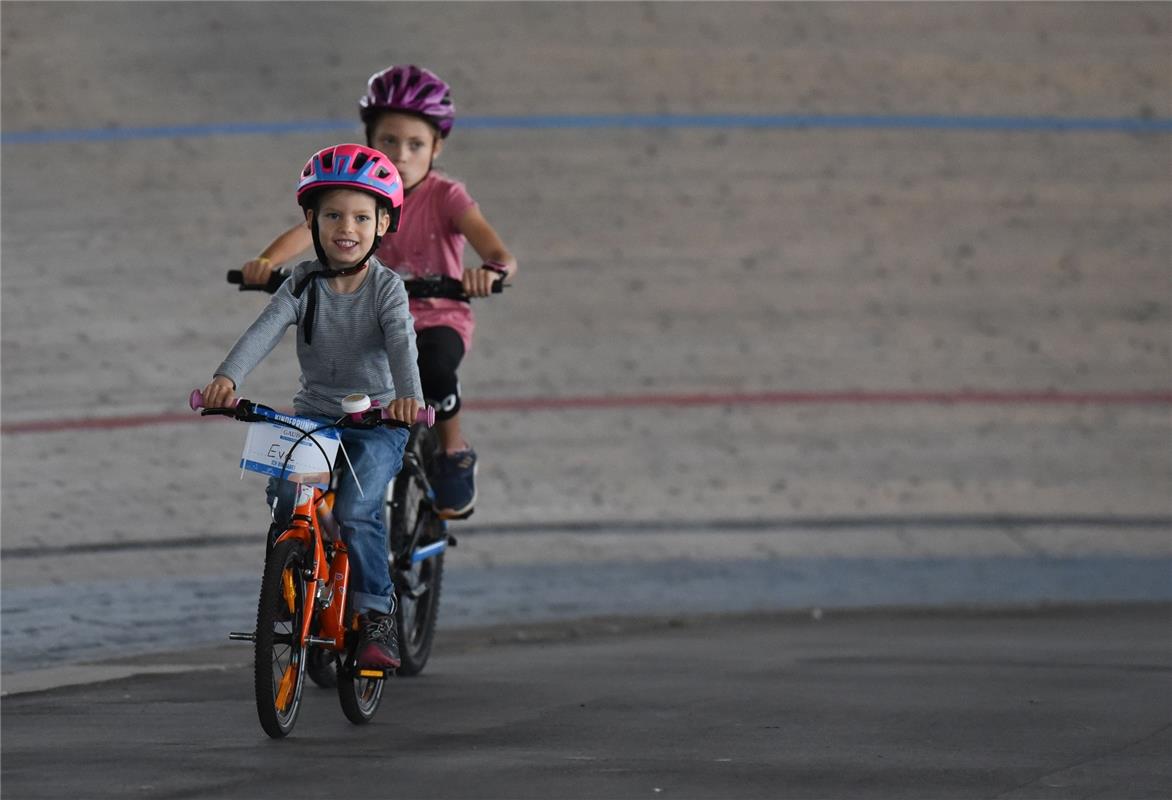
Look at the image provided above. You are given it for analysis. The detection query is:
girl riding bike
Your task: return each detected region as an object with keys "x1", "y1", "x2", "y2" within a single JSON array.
[
  {"x1": 239, "y1": 64, "x2": 518, "y2": 520},
  {"x1": 202, "y1": 142, "x2": 422, "y2": 670}
]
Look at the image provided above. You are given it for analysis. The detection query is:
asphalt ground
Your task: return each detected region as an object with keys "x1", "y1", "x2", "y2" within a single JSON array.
[{"x1": 3, "y1": 606, "x2": 1171, "y2": 800}]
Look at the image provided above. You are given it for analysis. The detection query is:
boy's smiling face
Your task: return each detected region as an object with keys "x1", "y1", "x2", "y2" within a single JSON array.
[
  {"x1": 307, "y1": 188, "x2": 389, "y2": 268},
  {"x1": 369, "y1": 111, "x2": 442, "y2": 190}
]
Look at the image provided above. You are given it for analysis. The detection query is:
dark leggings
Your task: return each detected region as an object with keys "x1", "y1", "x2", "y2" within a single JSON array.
[{"x1": 416, "y1": 326, "x2": 466, "y2": 421}]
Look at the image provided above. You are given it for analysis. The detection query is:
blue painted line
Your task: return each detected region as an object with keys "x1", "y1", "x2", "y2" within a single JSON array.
[
  {"x1": 0, "y1": 118, "x2": 356, "y2": 144},
  {"x1": 2, "y1": 112, "x2": 1170, "y2": 145},
  {"x1": 4, "y1": 556, "x2": 1169, "y2": 673},
  {"x1": 461, "y1": 113, "x2": 1172, "y2": 133}
]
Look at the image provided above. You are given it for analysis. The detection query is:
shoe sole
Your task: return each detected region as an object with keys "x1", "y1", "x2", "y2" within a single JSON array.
[{"x1": 356, "y1": 655, "x2": 401, "y2": 671}]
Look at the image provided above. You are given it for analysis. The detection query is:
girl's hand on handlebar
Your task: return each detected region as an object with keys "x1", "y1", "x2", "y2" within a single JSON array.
[
  {"x1": 241, "y1": 257, "x2": 274, "y2": 287},
  {"x1": 202, "y1": 375, "x2": 237, "y2": 409},
  {"x1": 462, "y1": 267, "x2": 503, "y2": 298},
  {"x1": 385, "y1": 397, "x2": 421, "y2": 425}
]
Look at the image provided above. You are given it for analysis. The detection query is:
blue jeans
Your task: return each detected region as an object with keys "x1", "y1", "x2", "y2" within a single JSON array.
[{"x1": 266, "y1": 418, "x2": 408, "y2": 615}]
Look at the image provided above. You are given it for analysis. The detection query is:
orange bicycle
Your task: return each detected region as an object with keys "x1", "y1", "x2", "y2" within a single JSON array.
[{"x1": 191, "y1": 389, "x2": 434, "y2": 738}]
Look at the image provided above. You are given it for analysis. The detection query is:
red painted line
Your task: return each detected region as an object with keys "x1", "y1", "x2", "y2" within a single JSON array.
[
  {"x1": 1, "y1": 411, "x2": 201, "y2": 435},
  {"x1": 465, "y1": 389, "x2": 1172, "y2": 412},
  {"x1": 2, "y1": 389, "x2": 1170, "y2": 436}
]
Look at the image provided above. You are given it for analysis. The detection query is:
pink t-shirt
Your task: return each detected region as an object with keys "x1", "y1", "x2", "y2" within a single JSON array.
[{"x1": 377, "y1": 172, "x2": 479, "y2": 351}]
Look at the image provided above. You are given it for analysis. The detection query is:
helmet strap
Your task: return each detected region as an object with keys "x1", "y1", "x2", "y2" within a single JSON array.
[
  {"x1": 298, "y1": 209, "x2": 385, "y2": 345},
  {"x1": 308, "y1": 210, "x2": 374, "y2": 279}
]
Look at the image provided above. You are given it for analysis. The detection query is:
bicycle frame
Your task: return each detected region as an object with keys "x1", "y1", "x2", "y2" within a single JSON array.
[
  {"x1": 389, "y1": 437, "x2": 448, "y2": 567},
  {"x1": 274, "y1": 482, "x2": 351, "y2": 655}
]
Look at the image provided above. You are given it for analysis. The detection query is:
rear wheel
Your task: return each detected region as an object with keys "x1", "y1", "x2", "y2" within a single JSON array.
[
  {"x1": 388, "y1": 426, "x2": 445, "y2": 676},
  {"x1": 305, "y1": 646, "x2": 337, "y2": 688},
  {"x1": 254, "y1": 538, "x2": 309, "y2": 738},
  {"x1": 337, "y1": 659, "x2": 385, "y2": 724}
]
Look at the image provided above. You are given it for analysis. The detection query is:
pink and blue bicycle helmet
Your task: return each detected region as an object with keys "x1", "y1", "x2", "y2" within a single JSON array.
[
  {"x1": 296, "y1": 143, "x2": 404, "y2": 231},
  {"x1": 359, "y1": 64, "x2": 455, "y2": 139}
]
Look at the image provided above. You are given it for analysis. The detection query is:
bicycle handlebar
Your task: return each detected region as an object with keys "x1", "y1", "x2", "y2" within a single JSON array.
[
  {"x1": 226, "y1": 269, "x2": 290, "y2": 293},
  {"x1": 189, "y1": 389, "x2": 435, "y2": 428},
  {"x1": 226, "y1": 268, "x2": 506, "y2": 301},
  {"x1": 402, "y1": 276, "x2": 506, "y2": 301}
]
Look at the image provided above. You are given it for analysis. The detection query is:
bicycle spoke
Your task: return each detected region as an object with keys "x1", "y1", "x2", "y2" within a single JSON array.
[{"x1": 275, "y1": 665, "x2": 298, "y2": 712}]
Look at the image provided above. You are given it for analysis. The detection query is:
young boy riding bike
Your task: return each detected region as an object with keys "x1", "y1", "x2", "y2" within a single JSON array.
[
  {"x1": 202, "y1": 143, "x2": 422, "y2": 669},
  {"x1": 239, "y1": 65, "x2": 517, "y2": 520}
]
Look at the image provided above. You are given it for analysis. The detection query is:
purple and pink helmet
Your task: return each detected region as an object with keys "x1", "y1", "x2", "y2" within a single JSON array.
[
  {"x1": 297, "y1": 143, "x2": 404, "y2": 231},
  {"x1": 359, "y1": 64, "x2": 455, "y2": 138}
]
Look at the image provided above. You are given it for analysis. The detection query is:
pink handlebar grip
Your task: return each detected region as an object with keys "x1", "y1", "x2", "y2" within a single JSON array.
[
  {"x1": 189, "y1": 389, "x2": 241, "y2": 411},
  {"x1": 380, "y1": 406, "x2": 436, "y2": 427}
]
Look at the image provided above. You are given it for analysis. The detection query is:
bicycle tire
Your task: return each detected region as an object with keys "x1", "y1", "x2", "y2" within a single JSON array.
[
  {"x1": 305, "y1": 645, "x2": 338, "y2": 689},
  {"x1": 254, "y1": 538, "x2": 309, "y2": 738},
  {"x1": 337, "y1": 658, "x2": 385, "y2": 724},
  {"x1": 388, "y1": 425, "x2": 445, "y2": 676},
  {"x1": 394, "y1": 531, "x2": 444, "y2": 676}
]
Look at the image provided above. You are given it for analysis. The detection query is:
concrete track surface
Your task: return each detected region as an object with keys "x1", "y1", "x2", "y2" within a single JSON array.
[
  {"x1": 1, "y1": 2, "x2": 1170, "y2": 797},
  {"x1": 3, "y1": 607, "x2": 1171, "y2": 799}
]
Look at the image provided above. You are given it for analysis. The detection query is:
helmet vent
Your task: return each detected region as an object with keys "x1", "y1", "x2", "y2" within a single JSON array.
[
  {"x1": 358, "y1": 65, "x2": 455, "y2": 138},
  {"x1": 297, "y1": 144, "x2": 402, "y2": 211}
]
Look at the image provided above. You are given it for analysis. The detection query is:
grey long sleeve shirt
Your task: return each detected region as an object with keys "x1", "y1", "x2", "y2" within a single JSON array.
[{"x1": 216, "y1": 258, "x2": 423, "y2": 418}]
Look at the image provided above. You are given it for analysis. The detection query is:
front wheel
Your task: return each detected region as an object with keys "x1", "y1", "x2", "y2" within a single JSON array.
[
  {"x1": 389, "y1": 451, "x2": 445, "y2": 677},
  {"x1": 394, "y1": 542, "x2": 444, "y2": 676},
  {"x1": 254, "y1": 538, "x2": 309, "y2": 738}
]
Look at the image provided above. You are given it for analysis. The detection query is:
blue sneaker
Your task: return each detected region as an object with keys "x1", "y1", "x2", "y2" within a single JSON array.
[{"x1": 434, "y1": 448, "x2": 477, "y2": 519}]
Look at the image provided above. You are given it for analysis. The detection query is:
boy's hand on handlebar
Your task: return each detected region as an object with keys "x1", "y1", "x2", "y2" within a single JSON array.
[
  {"x1": 241, "y1": 257, "x2": 274, "y2": 287},
  {"x1": 385, "y1": 397, "x2": 421, "y2": 425},
  {"x1": 202, "y1": 376, "x2": 237, "y2": 409},
  {"x1": 462, "y1": 267, "x2": 502, "y2": 298}
]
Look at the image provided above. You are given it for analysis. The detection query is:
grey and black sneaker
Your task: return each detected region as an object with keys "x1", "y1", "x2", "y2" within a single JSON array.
[
  {"x1": 355, "y1": 611, "x2": 401, "y2": 670},
  {"x1": 434, "y1": 448, "x2": 478, "y2": 519}
]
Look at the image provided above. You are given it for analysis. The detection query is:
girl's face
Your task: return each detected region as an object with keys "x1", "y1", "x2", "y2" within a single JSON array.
[
  {"x1": 369, "y1": 111, "x2": 443, "y2": 190},
  {"x1": 307, "y1": 189, "x2": 389, "y2": 268}
]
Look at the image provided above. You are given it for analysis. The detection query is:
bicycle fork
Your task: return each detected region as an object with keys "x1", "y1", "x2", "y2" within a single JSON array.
[{"x1": 386, "y1": 465, "x2": 458, "y2": 572}]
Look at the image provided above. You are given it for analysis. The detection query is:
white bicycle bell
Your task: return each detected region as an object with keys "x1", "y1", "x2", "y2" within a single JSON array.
[{"x1": 341, "y1": 393, "x2": 372, "y2": 416}]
